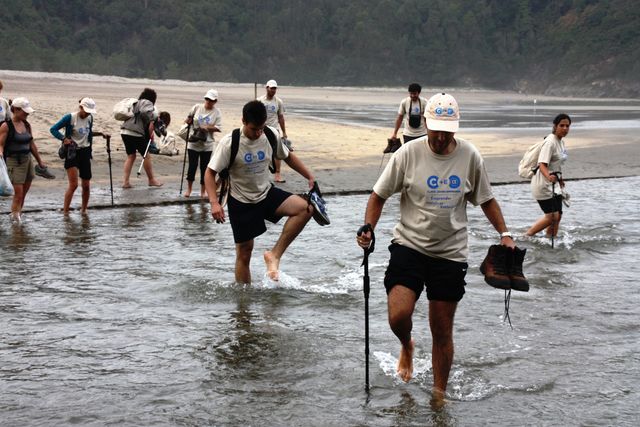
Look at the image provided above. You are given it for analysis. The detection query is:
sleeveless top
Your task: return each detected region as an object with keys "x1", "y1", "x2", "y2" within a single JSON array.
[{"x1": 4, "y1": 120, "x2": 33, "y2": 157}]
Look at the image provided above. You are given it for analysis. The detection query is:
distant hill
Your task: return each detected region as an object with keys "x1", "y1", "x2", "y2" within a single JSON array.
[{"x1": 2, "y1": 0, "x2": 639, "y2": 97}]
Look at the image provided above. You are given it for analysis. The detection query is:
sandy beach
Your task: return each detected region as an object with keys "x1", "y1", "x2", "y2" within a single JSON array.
[{"x1": 1, "y1": 71, "x2": 638, "y2": 213}]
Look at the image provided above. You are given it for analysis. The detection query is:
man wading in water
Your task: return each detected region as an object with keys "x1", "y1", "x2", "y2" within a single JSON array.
[
  {"x1": 357, "y1": 93, "x2": 516, "y2": 406},
  {"x1": 205, "y1": 101, "x2": 316, "y2": 283}
]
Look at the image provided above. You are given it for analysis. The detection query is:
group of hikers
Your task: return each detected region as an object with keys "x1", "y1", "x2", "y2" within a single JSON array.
[{"x1": 0, "y1": 78, "x2": 571, "y2": 406}]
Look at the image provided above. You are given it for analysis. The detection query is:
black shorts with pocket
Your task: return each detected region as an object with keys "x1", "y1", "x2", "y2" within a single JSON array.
[
  {"x1": 537, "y1": 195, "x2": 563, "y2": 214},
  {"x1": 122, "y1": 134, "x2": 148, "y2": 156},
  {"x1": 227, "y1": 185, "x2": 293, "y2": 243},
  {"x1": 64, "y1": 146, "x2": 92, "y2": 180},
  {"x1": 384, "y1": 243, "x2": 468, "y2": 302}
]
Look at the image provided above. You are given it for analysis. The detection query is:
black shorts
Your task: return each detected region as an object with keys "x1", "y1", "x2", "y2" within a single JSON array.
[
  {"x1": 227, "y1": 185, "x2": 293, "y2": 243},
  {"x1": 384, "y1": 243, "x2": 468, "y2": 302},
  {"x1": 64, "y1": 147, "x2": 92, "y2": 180},
  {"x1": 122, "y1": 134, "x2": 149, "y2": 156},
  {"x1": 402, "y1": 134, "x2": 426, "y2": 144},
  {"x1": 537, "y1": 195, "x2": 563, "y2": 214}
]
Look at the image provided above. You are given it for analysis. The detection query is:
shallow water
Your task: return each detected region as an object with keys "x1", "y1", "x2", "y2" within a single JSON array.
[
  {"x1": 289, "y1": 99, "x2": 640, "y2": 131},
  {"x1": 1, "y1": 177, "x2": 639, "y2": 426}
]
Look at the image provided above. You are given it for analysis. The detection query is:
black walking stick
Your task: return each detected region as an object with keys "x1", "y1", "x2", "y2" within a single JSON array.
[
  {"x1": 357, "y1": 223, "x2": 376, "y2": 391},
  {"x1": 105, "y1": 135, "x2": 114, "y2": 206},
  {"x1": 179, "y1": 124, "x2": 192, "y2": 195}
]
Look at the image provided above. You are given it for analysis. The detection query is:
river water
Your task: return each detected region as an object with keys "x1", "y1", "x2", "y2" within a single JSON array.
[{"x1": 1, "y1": 175, "x2": 638, "y2": 426}]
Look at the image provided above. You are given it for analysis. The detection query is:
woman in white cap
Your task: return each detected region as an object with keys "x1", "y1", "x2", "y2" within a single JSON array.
[
  {"x1": 183, "y1": 89, "x2": 222, "y2": 198},
  {"x1": 0, "y1": 97, "x2": 49, "y2": 222},
  {"x1": 50, "y1": 97, "x2": 109, "y2": 214}
]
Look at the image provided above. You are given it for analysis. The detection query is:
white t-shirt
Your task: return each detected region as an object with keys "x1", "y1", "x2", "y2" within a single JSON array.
[
  {"x1": 188, "y1": 103, "x2": 222, "y2": 152},
  {"x1": 373, "y1": 137, "x2": 494, "y2": 262},
  {"x1": 208, "y1": 126, "x2": 289, "y2": 204},
  {"x1": 398, "y1": 96, "x2": 428, "y2": 137},
  {"x1": 258, "y1": 95, "x2": 285, "y2": 129},
  {"x1": 0, "y1": 98, "x2": 11, "y2": 122},
  {"x1": 531, "y1": 133, "x2": 567, "y2": 200},
  {"x1": 71, "y1": 113, "x2": 92, "y2": 148}
]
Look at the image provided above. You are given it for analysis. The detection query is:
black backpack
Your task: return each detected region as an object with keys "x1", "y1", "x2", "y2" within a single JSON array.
[{"x1": 218, "y1": 126, "x2": 278, "y2": 180}]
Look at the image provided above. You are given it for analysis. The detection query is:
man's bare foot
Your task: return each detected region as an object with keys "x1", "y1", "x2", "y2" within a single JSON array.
[
  {"x1": 122, "y1": 183, "x2": 132, "y2": 189},
  {"x1": 274, "y1": 174, "x2": 285, "y2": 183},
  {"x1": 430, "y1": 387, "x2": 447, "y2": 410},
  {"x1": 148, "y1": 180, "x2": 164, "y2": 187},
  {"x1": 397, "y1": 339, "x2": 415, "y2": 382},
  {"x1": 263, "y1": 250, "x2": 280, "y2": 281},
  {"x1": 184, "y1": 189, "x2": 191, "y2": 198}
]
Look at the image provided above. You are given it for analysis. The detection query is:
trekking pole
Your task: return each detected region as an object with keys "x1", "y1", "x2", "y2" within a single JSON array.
[
  {"x1": 179, "y1": 124, "x2": 192, "y2": 195},
  {"x1": 104, "y1": 135, "x2": 114, "y2": 206},
  {"x1": 551, "y1": 179, "x2": 556, "y2": 249},
  {"x1": 137, "y1": 138, "x2": 154, "y2": 177},
  {"x1": 357, "y1": 223, "x2": 376, "y2": 392}
]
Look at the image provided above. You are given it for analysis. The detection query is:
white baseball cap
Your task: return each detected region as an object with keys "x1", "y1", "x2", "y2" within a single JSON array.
[
  {"x1": 11, "y1": 97, "x2": 34, "y2": 114},
  {"x1": 425, "y1": 93, "x2": 460, "y2": 133},
  {"x1": 79, "y1": 97, "x2": 97, "y2": 114},
  {"x1": 266, "y1": 79, "x2": 278, "y2": 88},
  {"x1": 204, "y1": 89, "x2": 218, "y2": 101}
]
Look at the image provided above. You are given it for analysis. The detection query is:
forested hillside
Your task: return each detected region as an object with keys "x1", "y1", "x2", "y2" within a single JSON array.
[{"x1": 2, "y1": 0, "x2": 639, "y2": 96}]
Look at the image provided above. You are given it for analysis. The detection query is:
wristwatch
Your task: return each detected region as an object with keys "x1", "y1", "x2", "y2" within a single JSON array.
[{"x1": 500, "y1": 231, "x2": 513, "y2": 238}]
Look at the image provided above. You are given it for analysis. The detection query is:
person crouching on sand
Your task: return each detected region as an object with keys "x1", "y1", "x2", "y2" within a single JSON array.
[
  {"x1": 204, "y1": 100, "x2": 315, "y2": 283},
  {"x1": 50, "y1": 97, "x2": 109, "y2": 214}
]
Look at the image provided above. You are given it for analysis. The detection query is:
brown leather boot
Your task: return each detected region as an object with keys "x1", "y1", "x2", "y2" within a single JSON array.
[
  {"x1": 480, "y1": 245, "x2": 511, "y2": 290},
  {"x1": 383, "y1": 137, "x2": 402, "y2": 153},
  {"x1": 509, "y1": 246, "x2": 530, "y2": 292}
]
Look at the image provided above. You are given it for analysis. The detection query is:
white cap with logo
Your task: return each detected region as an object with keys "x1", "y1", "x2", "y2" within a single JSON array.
[
  {"x1": 204, "y1": 89, "x2": 218, "y2": 101},
  {"x1": 425, "y1": 93, "x2": 460, "y2": 133},
  {"x1": 11, "y1": 97, "x2": 35, "y2": 114},
  {"x1": 79, "y1": 97, "x2": 97, "y2": 114},
  {"x1": 266, "y1": 79, "x2": 278, "y2": 88}
]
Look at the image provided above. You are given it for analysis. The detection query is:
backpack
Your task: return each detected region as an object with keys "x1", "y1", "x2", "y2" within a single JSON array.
[
  {"x1": 113, "y1": 98, "x2": 138, "y2": 121},
  {"x1": 216, "y1": 126, "x2": 279, "y2": 205},
  {"x1": 406, "y1": 97, "x2": 426, "y2": 128},
  {"x1": 517, "y1": 138, "x2": 546, "y2": 179}
]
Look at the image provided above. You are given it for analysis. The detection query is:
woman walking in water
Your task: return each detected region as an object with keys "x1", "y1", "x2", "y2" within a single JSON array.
[{"x1": 526, "y1": 113, "x2": 571, "y2": 238}]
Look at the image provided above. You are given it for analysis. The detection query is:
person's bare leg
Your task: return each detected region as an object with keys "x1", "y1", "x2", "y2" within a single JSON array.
[
  {"x1": 200, "y1": 184, "x2": 208, "y2": 199},
  {"x1": 526, "y1": 213, "x2": 553, "y2": 236},
  {"x1": 64, "y1": 168, "x2": 79, "y2": 213},
  {"x1": 80, "y1": 179, "x2": 90, "y2": 214},
  {"x1": 235, "y1": 240, "x2": 254, "y2": 284},
  {"x1": 263, "y1": 196, "x2": 312, "y2": 280},
  {"x1": 387, "y1": 285, "x2": 418, "y2": 382},
  {"x1": 184, "y1": 180, "x2": 193, "y2": 197},
  {"x1": 429, "y1": 300, "x2": 458, "y2": 405},
  {"x1": 143, "y1": 156, "x2": 163, "y2": 186},
  {"x1": 123, "y1": 154, "x2": 135, "y2": 188},
  {"x1": 11, "y1": 183, "x2": 25, "y2": 221}
]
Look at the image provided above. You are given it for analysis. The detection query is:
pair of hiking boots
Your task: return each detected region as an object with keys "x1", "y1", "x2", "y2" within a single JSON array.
[
  {"x1": 383, "y1": 137, "x2": 402, "y2": 153},
  {"x1": 480, "y1": 245, "x2": 529, "y2": 292}
]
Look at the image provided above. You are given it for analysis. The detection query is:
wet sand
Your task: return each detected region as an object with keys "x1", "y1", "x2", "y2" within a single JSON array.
[{"x1": 1, "y1": 71, "x2": 638, "y2": 213}]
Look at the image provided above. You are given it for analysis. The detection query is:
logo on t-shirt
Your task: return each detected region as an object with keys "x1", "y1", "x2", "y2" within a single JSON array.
[
  {"x1": 427, "y1": 175, "x2": 461, "y2": 189},
  {"x1": 244, "y1": 150, "x2": 267, "y2": 163}
]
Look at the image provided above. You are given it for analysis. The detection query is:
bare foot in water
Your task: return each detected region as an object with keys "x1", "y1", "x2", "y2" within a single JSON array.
[
  {"x1": 148, "y1": 180, "x2": 164, "y2": 187},
  {"x1": 430, "y1": 387, "x2": 447, "y2": 410},
  {"x1": 184, "y1": 189, "x2": 191, "y2": 198},
  {"x1": 263, "y1": 250, "x2": 280, "y2": 281},
  {"x1": 122, "y1": 183, "x2": 132, "y2": 189},
  {"x1": 397, "y1": 339, "x2": 415, "y2": 382}
]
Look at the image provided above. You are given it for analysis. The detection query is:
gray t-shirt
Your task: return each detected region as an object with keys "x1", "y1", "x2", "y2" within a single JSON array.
[
  {"x1": 531, "y1": 133, "x2": 566, "y2": 200},
  {"x1": 373, "y1": 137, "x2": 494, "y2": 262},
  {"x1": 208, "y1": 126, "x2": 289, "y2": 204}
]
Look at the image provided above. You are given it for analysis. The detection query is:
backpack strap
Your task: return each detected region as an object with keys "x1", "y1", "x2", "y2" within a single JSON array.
[
  {"x1": 263, "y1": 126, "x2": 277, "y2": 174},
  {"x1": 219, "y1": 128, "x2": 241, "y2": 180}
]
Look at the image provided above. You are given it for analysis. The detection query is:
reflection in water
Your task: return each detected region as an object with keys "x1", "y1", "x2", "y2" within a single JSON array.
[
  {"x1": 213, "y1": 290, "x2": 278, "y2": 380},
  {"x1": 184, "y1": 203, "x2": 210, "y2": 224},
  {"x1": 62, "y1": 215, "x2": 94, "y2": 247},
  {"x1": 4, "y1": 222, "x2": 33, "y2": 250}
]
